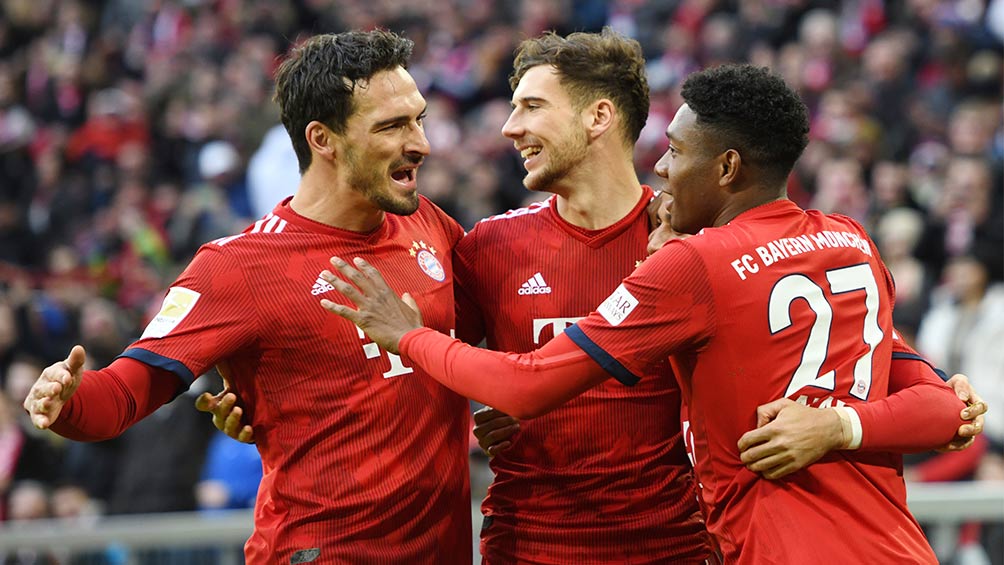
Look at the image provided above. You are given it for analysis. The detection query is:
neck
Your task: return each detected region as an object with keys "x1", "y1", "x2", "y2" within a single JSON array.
[
  {"x1": 289, "y1": 168, "x2": 385, "y2": 232},
  {"x1": 552, "y1": 151, "x2": 644, "y2": 230},
  {"x1": 715, "y1": 184, "x2": 788, "y2": 227}
]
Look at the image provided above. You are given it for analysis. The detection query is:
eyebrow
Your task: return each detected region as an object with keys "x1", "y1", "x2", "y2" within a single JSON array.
[
  {"x1": 372, "y1": 106, "x2": 428, "y2": 130},
  {"x1": 511, "y1": 96, "x2": 547, "y2": 108}
]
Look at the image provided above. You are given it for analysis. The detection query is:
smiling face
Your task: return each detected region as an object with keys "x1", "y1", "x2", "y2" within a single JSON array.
[
  {"x1": 501, "y1": 65, "x2": 589, "y2": 192},
  {"x1": 653, "y1": 104, "x2": 728, "y2": 235},
  {"x1": 337, "y1": 67, "x2": 430, "y2": 215}
]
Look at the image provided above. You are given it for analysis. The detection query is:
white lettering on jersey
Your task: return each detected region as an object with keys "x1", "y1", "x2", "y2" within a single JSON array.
[
  {"x1": 141, "y1": 287, "x2": 201, "y2": 339},
  {"x1": 532, "y1": 317, "x2": 582, "y2": 344},
  {"x1": 597, "y1": 284, "x2": 638, "y2": 326},
  {"x1": 358, "y1": 326, "x2": 413, "y2": 378}
]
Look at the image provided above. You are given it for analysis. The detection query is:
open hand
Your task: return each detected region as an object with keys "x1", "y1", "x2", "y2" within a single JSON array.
[
  {"x1": 319, "y1": 256, "x2": 423, "y2": 354},
  {"x1": 24, "y1": 346, "x2": 87, "y2": 429},
  {"x1": 195, "y1": 388, "x2": 255, "y2": 443}
]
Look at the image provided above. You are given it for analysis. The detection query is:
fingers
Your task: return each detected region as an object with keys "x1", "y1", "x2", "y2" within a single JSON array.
[
  {"x1": 473, "y1": 407, "x2": 512, "y2": 425},
  {"x1": 350, "y1": 257, "x2": 393, "y2": 294},
  {"x1": 486, "y1": 441, "x2": 512, "y2": 457},
  {"x1": 963, "y1": 400, "x2": 988, "y2": 421},
  {"x1": 737, "y1": 427, "x2": 770, "y2": 452},
  {"x1": 956, "y1": 416, "x2": 985, "y2": 439},
  {"x1": 236, "y1": 424, "x2": 255, "y2": 444},
  {"x1": 65, "y1": 345, "x2": 87, "y2": 374},
  {"x1": 946, "y1": 373, "x2": 973, "y2": 403},
  {"x1": 208, "y1": 392, "x2": 237, "y2": 432},
  {"x1": 194, "y1": 391, "x2": 219, "y2": 413},
  {"x1": 754, "y1": 398, "x2": 792, "y2": 428},
  {"x1": 223, "y1": 405, "x2": 245, "y2": 438},
  {"x1": 326, "y1": 256, "x2": 380, "y2": 297},
  {"x1": 940, "y1": 437, "x2": 976, "y2": 452},
  {"x1": 24, "y1": 360, "x2": 78, "y2": 429},
  {"x1": 320, "y1": 269, "x2": 366, "y2": 307}
]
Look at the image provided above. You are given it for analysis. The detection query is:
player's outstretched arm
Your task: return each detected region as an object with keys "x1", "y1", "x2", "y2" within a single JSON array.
[
  {"x1": 195, "y1": 389, "x2": 255, "y2": 443},
  {"x1": 473, "y1": 406, "x2": 519, "y2": 457},
  {"x1": 24, "y1": 345, "x2": 86, "y2": 430},
  {"x1": 320, "y1": 256, "x2": 610, "y2": 418},
  {"x1": 25, "y1": 350, "x2": 181, "y2": 442}
]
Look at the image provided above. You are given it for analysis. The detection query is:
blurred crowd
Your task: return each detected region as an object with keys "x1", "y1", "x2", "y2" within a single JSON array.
[{"x1": 0, "y1": 0, "x2": 1001, "y2": 563}]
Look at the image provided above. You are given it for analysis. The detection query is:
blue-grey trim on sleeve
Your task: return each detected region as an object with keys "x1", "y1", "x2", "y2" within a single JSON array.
[
  {"x1": 564, "y1": 324, "x2": 640, "y2": 386},
  {"x1": 118, "y1": 348, "x2": 195, "y2": 399},
  {"x1": 891, "y1": 351, "x2": 948, "y2": 382}
]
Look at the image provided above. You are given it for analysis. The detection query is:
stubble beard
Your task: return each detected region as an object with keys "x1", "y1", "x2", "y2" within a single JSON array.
[
  {"x1": 346, "y1": 151, "x2": 421, "y2": 216},
  {"x1": 522, "y1": 128, "x2": 588, "y2": 193}
]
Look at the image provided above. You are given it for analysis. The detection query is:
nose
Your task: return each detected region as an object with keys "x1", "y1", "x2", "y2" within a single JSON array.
[
  {"x1": 654, "y1": 153, "x2": 670, "y2": 178},
  {"x1": 406, "y1": 124, "x2": 431, "y2": 156},
  {"x1": 501, "y1": 109, "x2": 522, "y2": 139}
]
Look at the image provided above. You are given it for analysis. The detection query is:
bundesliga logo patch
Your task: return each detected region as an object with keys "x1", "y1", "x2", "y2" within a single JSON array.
[{"x1": 410, "y1": 240, "x2": 445, "y2": 282}]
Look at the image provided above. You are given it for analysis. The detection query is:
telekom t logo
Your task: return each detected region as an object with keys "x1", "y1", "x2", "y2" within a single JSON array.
[
  {"x1": 357, "y1": 327, "x2": 456, "y2": 378},
  {"x1": 532, "y1": 317, "x2": 583, "y2": 344}
]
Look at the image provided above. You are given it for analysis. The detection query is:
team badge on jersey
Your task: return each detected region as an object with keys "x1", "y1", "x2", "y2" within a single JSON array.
[
  {"x1": 410, "y1": 240, "x2": 445, "y2": 282},
  {"x1": 141, "y1": 286, "x2": 201, "y2": 339}
]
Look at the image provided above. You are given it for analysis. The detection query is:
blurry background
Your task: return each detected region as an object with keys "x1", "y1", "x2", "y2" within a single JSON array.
[{"x1": 0, "y1": 0, "x2": 1001, "y2": 563}]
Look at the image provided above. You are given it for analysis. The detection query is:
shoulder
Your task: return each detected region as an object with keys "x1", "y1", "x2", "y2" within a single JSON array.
[
  {"x1": 478, "y1": 199, "x2": 552, "y2": 227},
  {"x1": 411, "y1": 195, "x2": 464, "y2": 238}
]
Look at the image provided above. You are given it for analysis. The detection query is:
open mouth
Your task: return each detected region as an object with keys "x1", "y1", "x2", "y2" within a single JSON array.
[
  {"x1": 519, "y1": 146, "x2": 542, "y2": 159},
  {"x1": 391, "y1": 168, "x2": 415, "y2": 182}
]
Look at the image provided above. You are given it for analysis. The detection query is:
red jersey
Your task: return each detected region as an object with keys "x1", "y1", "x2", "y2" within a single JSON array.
[
  {"x1": 454, "y1": 188, "x2": 711, "y2": 563},
  {"x1": 123, "y1": 197, "x2": 472, "y2": 564},
  {"x1": 568, "y1": 200, "x2": 936, "y2": 564}
]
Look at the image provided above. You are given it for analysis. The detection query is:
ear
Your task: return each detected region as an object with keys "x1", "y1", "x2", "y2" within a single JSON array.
[
  {"x1": 305, "y1": 120, "x2": 338, "y2": 163},
  {"x1": 584, "y1": 99, "x2": 615, "y2": 141},
  {"x1": 719, "y1": 149, "x2": 741, "y2": 188}
]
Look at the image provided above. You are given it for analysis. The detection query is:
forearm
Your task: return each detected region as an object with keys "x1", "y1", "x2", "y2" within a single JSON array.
[
  {"x1": 854, "y1": 359, "x2": 965, "y2": 452},
  {"x1": 400, "y1": 328, "x2": 609, "y2": 418},
  {"x1": 50, "y1": 357, "x2": 182, "y2": 441}
]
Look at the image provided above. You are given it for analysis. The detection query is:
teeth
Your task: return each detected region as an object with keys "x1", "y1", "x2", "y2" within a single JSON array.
[{"x1": 520, "y1": 147, "x2": 541, "y2": 159}]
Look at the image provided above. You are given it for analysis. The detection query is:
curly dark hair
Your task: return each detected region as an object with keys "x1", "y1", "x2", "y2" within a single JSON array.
[
  {"x1": 273, "y1": 30, "x2": 414, "y2": 173},
  {"x1": 510, "y1": 27, "x2": 650, "y2": 146},
  {"x1": 681, "y1": 64, "x2": 809, "y2": 185}
]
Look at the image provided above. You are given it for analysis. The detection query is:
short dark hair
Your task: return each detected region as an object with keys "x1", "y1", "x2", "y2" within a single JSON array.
[
  {"x1": 274, "y1": 30, "x2": 414, "y2": 173},
  {"x1": 681, "y1": 64, "x2": 809, "y2": 184},
  {"x1": 510, "y1": 27, "x2": 650, "y2": 146}
]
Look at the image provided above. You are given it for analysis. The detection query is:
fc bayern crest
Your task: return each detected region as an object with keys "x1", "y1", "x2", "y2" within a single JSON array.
[
  {"x1": 410, "y1": 240, "x2": 445, "y2": 282},
  {"x1": 417, "y1": 249, "x2": 445, "y2": 281}
]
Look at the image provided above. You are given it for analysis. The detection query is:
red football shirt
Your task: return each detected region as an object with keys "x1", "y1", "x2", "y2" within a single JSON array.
[
  {"x1": 568, "y1": 200, "x2": 937, "y2": 564},
  {"x1": 122, "y1": 197, "x2": 472, "y2": 564},
  {"x1": 454, "y1": 188, "x2": 711, "y2": 563}
]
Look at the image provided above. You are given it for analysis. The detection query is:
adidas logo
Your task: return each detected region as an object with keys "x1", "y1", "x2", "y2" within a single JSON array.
[
  {"x1": 518, "y1": 272, "x2": 552, "y2": 295},
  {"x1": 311, "y1": 276, "x2": 335, "y2": 296}
]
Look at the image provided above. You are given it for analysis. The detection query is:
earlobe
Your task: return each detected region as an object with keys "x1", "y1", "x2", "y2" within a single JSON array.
[
  {"x1": 587, "y1": 99, "x2": 614, "y2": 139},
  {"x1": 720, "y1": 149, "x2": 741, "y2": 187},
  {"x1": 306, "y1": 120, "x2": 337, "y2": 162}
]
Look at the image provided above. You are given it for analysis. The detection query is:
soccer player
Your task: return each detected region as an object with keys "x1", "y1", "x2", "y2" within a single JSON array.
[
  {"x1": 321, "y1": 65, "x2": 971, "y2": 564},
  {"x1": 453, "y1": 30, "x2": 712, "y2": 563},
  {"x1": 22, "y1": 31, "x2": 472, "y2": 564}
]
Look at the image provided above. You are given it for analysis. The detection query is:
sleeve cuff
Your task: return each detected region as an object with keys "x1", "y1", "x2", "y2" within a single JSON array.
[{"x1": 836, "y1": 406, "x2": 863, "y2": 450}]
